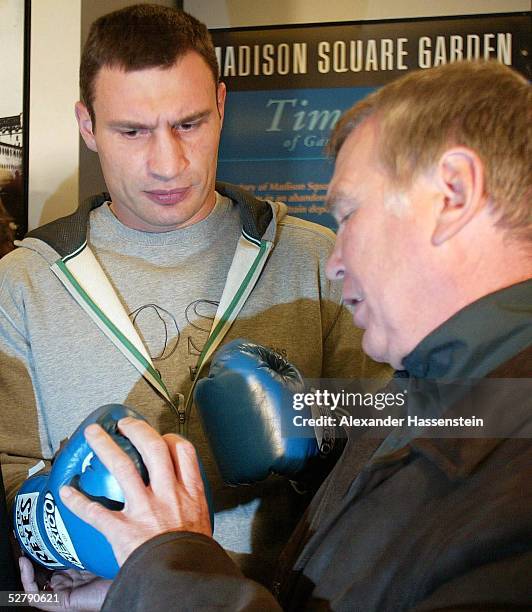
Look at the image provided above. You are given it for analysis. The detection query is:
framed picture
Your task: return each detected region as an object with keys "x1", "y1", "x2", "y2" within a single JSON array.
[{"x1": 0, "y1": 0, "x2": 31, "y2": 253}]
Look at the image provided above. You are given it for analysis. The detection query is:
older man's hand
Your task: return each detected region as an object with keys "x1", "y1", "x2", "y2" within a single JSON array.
[{"x1": 59, "y1": 418, "x2": 212, "y2": 567}]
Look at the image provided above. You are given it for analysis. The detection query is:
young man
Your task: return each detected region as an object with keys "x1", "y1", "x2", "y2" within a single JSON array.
[
  {"x1": 0, "y1": 4, "x2": 384, "y2": 606},
  {"x1": 58, "y1": 60, "x2": 531, "y2": 610}
]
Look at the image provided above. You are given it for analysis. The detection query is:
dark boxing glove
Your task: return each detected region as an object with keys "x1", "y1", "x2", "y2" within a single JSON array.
[{"x1": 194, "y1": 339, "x2": 320, "y2": 485}]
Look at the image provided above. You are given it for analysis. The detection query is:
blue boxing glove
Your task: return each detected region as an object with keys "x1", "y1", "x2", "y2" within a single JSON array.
[
  {"x1": 13, "y1": 404, "x2": 147, "y2": 578},
  {"x1": 194, "y1": 339, "x2": 321, "y2": 485},
  {"x1": 14, "y1": 404, "x2": 214, "y2": 579}
]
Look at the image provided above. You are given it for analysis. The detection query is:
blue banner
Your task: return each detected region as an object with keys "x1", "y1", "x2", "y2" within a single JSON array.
[{"x1": 219, "y1": 87, "x2": 373, "y2": 227}]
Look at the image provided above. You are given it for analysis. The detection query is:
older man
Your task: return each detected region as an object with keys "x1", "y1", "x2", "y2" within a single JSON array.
[{"x1": 57, "y1": 60, "x2": 531, "y2": 611}]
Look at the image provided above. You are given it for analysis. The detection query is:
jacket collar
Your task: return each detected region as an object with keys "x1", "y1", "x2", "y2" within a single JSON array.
[
  {"x1": 409, "y1": 438, "x2": 501, "y2": 480},
  {"x1": 216, "y1": 182, "x2": 273, "y2": 243},
  {"x1": 26, "y1": 193, "x2": 107, "y2": 258},
  {"x1": 395, "y1": 345, "x2": 532, "y2": 480},
  {"x1": 402, "y1": 280, "x2": 532, "y2": 380}
]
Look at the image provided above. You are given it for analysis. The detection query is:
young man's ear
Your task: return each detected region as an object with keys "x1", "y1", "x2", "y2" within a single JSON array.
[
  {"x1": 431, "y1": 147, "x2": 487, "y2": 246},
  {"x1": 75, "y1": 102, "x2": 97, "y2": 152},
  {"x1": 216, "y1": 81, "x2": 226, "y2": 126}
]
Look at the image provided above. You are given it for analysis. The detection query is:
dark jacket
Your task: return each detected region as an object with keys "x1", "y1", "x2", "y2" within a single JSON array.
[{"x1": 102, "y1": 284, "x2": 532, "y2": 611}]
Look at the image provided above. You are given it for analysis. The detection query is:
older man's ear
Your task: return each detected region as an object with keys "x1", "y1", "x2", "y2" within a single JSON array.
[{"x1": 431, "y1": 147, "x2": 487, "y2": 246}]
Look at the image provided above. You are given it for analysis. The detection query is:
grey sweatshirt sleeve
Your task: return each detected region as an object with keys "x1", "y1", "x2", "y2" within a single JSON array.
[
  {"x1": 102, "y1": 532, "x2": 282, "y2": 612},
  {"x1": 0, "y1": 254, "x2": 46, "y2": 506}
]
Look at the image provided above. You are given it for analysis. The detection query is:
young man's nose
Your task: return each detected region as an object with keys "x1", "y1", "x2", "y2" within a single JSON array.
[{"x1": 148, "y1": 131, "x2": 189, "y2": 180}]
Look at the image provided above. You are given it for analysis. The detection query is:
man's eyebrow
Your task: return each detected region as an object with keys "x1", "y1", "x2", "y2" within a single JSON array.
[
  {"x1": 325, "y1": 191, "x2": 359, "y2": 216},
  {"x1": 107, "y1": 110, "x2": 212, "y2": 130},
  {"x1": 108, "y1": 120, "x2": 154, "y2": 130},
  {"x1": 174, "y1": 110, "x2": 212, "y2": 125}
]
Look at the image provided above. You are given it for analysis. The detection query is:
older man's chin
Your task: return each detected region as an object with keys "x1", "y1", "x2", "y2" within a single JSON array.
[{"x1": 361, "y1": 332, "x2": 405, "y2": 371}]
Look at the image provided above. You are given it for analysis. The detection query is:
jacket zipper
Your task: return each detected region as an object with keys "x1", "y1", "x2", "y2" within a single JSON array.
[{"x1": 175, "y1": 393, "x2": 186, "y2": 436}]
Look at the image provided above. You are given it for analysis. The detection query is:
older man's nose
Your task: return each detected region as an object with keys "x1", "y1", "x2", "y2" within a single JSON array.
[{"x1": 326, "y1": 237, "x2": 345, "y2": 281}]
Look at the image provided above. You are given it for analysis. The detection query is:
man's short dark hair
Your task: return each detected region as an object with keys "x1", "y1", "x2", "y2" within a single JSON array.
[{"x1": 80, "y1": 3, "x2": 219, "y2": 125}]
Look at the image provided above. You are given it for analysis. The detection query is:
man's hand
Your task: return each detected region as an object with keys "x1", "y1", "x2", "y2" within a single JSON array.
[
  {"x1": 59, "y1": 417, "x2": 212, "y2": 566},
  {"x1": 19, "y1": 557, "x2": 111, "y2": 611}
]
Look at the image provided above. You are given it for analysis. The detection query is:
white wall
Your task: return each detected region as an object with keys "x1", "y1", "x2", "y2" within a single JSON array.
[
  {"x1": 184, "y1": 0, "x2": 530, "y2": 28},
  {"x1": 28, "y1": 0, "x2": 81, "y2": 229},
  {"x1": 0, "y1": 0, "x2": 25, "y2": 118}
]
